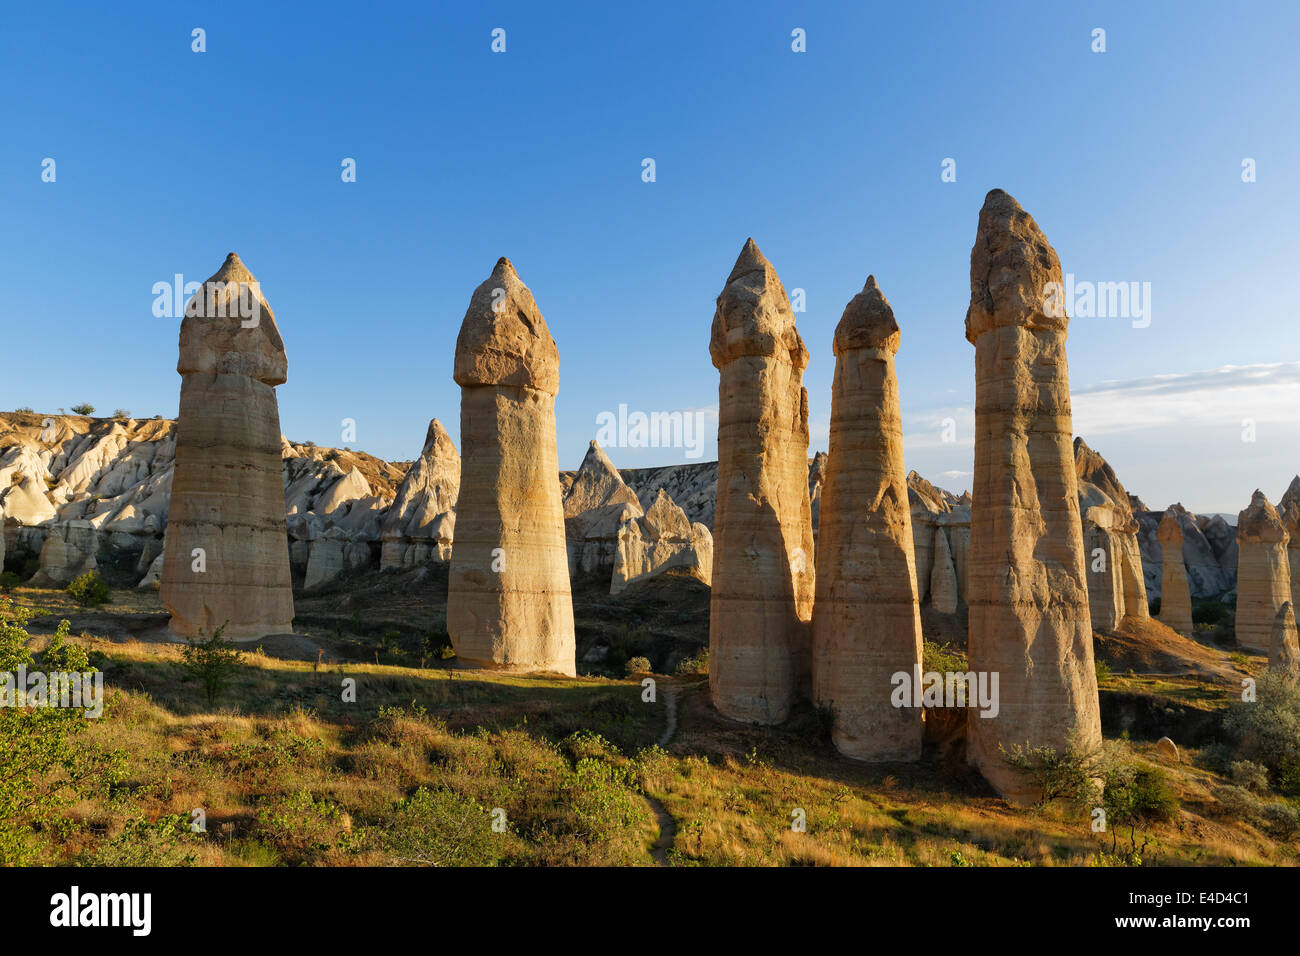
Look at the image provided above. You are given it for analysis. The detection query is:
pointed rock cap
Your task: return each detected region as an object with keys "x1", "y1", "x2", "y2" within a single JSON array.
[
  {"x1": 1281, "y1": 475, "x2": 1300, "y2": 511},
  {"x1": 178, "y1": 252, "x2": 287, "y2": 386},
  {"x1": 1073, "y1": 436, "x2": 1131, "y2": 516},
  {"x1": 1280, "y1": 499, "x2": 1300, "y2": 541},
  {"x1": 1157, "y1": 507, "x2": 1184, "y2": 543},
  {"x1": 453, "y1": 257, "x2": 560, "y2": 395},
  {"x1": 421, "y1": 418, "x2": 458, "y2": 458},
  {"x1": 1238, "y1": 489, "x2": 1288, "y2": 542},
  {"x1": 710, "y1": 238, "x2": 809, "y2": 371},
  {"x1": 563, "y1": 439, "x2": 640, "y2": 518},
  {"x1": 643, "y1": 487, "x2": 691, "y2": 540},
  {"x1": 833, "y1": 274, "x2": 900, "y2": 356},
  {"x1": 965, "y1": 189, "x2": 1066, "y2": 345}
]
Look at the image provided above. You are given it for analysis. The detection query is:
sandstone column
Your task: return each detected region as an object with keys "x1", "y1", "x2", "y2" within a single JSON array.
[
  {"x1": 1271, "y1": 602, "x2": 1300, "y2": 675},
  {"x1": 446, "y1": 258, "x2": 576, "y2": 676},
  {"x1": 1281, "y1": 500, "x2": 1300, "y2": 613},
  {"x1": 1236, "y1": 490, "x2": 1291, "y2": 654},
  {"x1": 161, "y1": 253, "x2": 294, "y2": 641},
  {"x1": 709, "y1": 239, "x2": 814, "y2": 725},
  {"x1": 812, "y1": 275, "x2": 923, "y2": 760},
  {"x1": 964, "y1": 190, "x2": 1102, "y2": 803},
  {"x1": 1157, "y1": 508, "x2": 1193, "y2": 637}
]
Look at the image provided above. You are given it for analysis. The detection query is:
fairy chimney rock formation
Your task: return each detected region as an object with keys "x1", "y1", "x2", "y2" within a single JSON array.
[
  {"x1": 1157, "y1": 507, "x2": 1194, "y2": 637},
  {"x1": 963, "y1": 190, "x2": 1102, "y2": 803},
  {"x1": 1236, "y1": 490, "x2": 1291, "y2": 654},
  {"x1": 379, "y1": 419, "x2": 460, "y2": 569},
  {"x1": 160, "y1": 253, "x2": 295, "y2": 641},
  {"x1": 709, "y1": 238, "x2": 815, "y2": 725},
  {"x1": 812, "y1": 275, "x2": 923, "y2": 760},
  {"x1": 1280, "y1": 493, "x2": 1300, "y2": 613},
  {"x1": 446, "y1": 258, "x2": 576, "y2": 675},
  {"x1": 1271, "y1": 602, "x2": 1300, "y2": 675}
]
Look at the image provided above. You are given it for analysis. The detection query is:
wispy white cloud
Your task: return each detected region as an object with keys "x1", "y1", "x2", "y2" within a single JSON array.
[{"x1": 1073, "y1": 362, "x2": 1300, "y2": 435}]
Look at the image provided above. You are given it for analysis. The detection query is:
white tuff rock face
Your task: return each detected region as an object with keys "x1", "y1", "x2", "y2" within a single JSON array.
[
  {"x1": 708, "y1": 239, "x2": 815, "y2": 725},
  {"x1": 612, "y1": 488, "x2": 713, "y2": 594},
  {"x1": 446, "y1": 258, "x2": 576, "y2": 676},
  {"x1": 963, "y1": 189, "x2": 1102, "y2": 804},
  {"x1": 1074, "y1": 437, "x2": 1149, "y2": 629},
  {"x1": 380, "y1": 419, "x2": 460, "y2": 570},
  {"x1": 160, "y1": 253, "x2": 295, "y2": 641},
  {"x1": 812, "y1": 275, "x2": 923, "y2": 761}
]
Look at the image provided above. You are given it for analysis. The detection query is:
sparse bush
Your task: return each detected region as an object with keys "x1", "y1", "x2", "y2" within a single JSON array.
[
  {"x1": 674, "y1": 649, "x2": 708, "y2": 676},
  {"x1": 1000, "y1": 735, "x2": 1105, "y2": 806},
  {"x1": 111, "y1": 408, "x2": 130, "y2": 419},
  {"x1": 1193, "y1": 600, "x2": 1230, "y2": 627},
  {"x1": 1230, "y1": 760, "x2": 1271, "y2": 793},
  {"x1": 181, "y1": 624, "x2": 245, "y2": 706},
  {"x1": 625, "y1": 656, "x2": 652, "y2": 676},
  {"x1": 86, "y1": 814, "x2": 198, "y2": 866},
  {"x1": 70, "y1": 403, "x2": 95, "y2": 416},
  {"x1": 924, "y1": 639, "x2": 967, "y2": 674},
  {"x1": 0, "y1": 598, "x2": 110, "y2": 864},
  {"x1": 1102, "y1": 763, "x2": 1179, "y2": 859},
  {"x1": 1223, "y1": 669, "x2": 1300, "y2": 785},
  {"x1": 66, "y1": 571, "x2": 109, "y2": 607},
  {"x1": 1095, "y1": 659, "x2": 1112, "y2": 683},
  {"x1": 0, "y1": 572, "x2": 21, "y2": 592},
  {"x1": 378, "y1": 786, "x2": 501, "y2": 867}
]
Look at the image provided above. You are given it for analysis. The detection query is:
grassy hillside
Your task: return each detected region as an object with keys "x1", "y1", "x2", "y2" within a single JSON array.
[{"x1": 2, "y1": 583, "x2": 1298, "y2": 867}]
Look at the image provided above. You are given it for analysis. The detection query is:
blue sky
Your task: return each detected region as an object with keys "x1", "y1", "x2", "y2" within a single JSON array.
[{"x1": 3, "y1": 1, "x2": 1297, "y2": 514}]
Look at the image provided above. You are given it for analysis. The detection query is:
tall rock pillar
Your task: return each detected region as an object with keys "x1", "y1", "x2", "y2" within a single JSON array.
[
  {"x1": 447, "y1": 258, "x2": 576, "y2": 675},
  {"x1": 812, "y1": 276, "x2": 923, "y2": 761},
  {"x1": 709, "y1": 239, "x2": 814, "y2": 724},
  {"x1": 161, "y1": 253, "x2": 294, "y2": 641},
  {"x1": 1236, "y1": 490, "x2": 1291, "y2": 655},
  {"x1": 1157, "y1": 508, "x2": 1194, "y2": 637},
  {"x1": 963, "y1": 190, "x2": 1102, "y2": 803}
]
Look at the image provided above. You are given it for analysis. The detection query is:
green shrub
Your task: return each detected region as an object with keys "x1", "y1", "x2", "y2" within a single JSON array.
[
  {"x1": 86, "y1": 814, "x2": 198, "y2": 866},
  {"x1": 0, "y1": 571, "x2": 21, "y2": 592},
  {"x1": 625, "y1": 656, "x2": 652, "y2": 676},
  {"x1": 924, "y1": 640, "x2": 968, "y2": 674},
  {"x1": 1192, "y1": 600, "x2": 1230, "y2": 627},
  {"x1": 0, "y1": 598, "x2": 110, "y2": 864},
  {"x1": 1095, "y1": 659, "x2": 1112, "y2": 683},
  {"x1": 1102, "y1": 763, "x2": 1179, "y2": 857},
  {"x1": 378, "y1": 786, "x2": 501, "y2": 866},
  {"x1": 66, "y1": 571, "x2": 110, "y2": 607},
  {"x1": 674, "y1": 649, "x2": 709, "y2": 676},
  {"x1": 181, "y1": 624, "x2": 244, "y2": 706},
  {"x1": 70, "y1": 403, "x2": 95, "y2": 416},
  {"x1": 1230, "y1": 760, "x2": 1271, "y2": 793},
  {"x1": 1223, "y1": 669, "x2": 1300, "y2": 782},
  {"x1": 1000, "y1": 735, "x2": 1105, "y2": 806}
]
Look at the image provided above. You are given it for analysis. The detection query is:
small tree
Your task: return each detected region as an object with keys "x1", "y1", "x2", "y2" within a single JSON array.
[
  {"x1": 181, "y1": 624, "x2": 245, "y2": 706},
  {"x1": 66, "y1": 571, "x2": 110, "y2": 607},
  {"x1": 111, "y1": 409, "x2": 130, "y2": 419},
  {"x1": 70, "y1": 403, "x2": 95, "y2": 416}
]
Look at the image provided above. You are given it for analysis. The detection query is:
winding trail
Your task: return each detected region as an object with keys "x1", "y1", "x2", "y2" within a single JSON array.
[{"x1": 644, "y1": 680, "x2": 706, "y2": 866}]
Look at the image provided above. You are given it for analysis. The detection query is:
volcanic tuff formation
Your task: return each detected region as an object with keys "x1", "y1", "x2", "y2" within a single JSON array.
[
  {"x1": 708, "y1": 239, "x2": 815, "y2": 725},
  {"x1": 159, "y1": 254, "x2": 295, "y2": 641},
  {"x1": 446, "y1": 258, "x2": 576, "y2": 675},
  {"x1": 1235, "y1": 490, "x2": 1292, "y2": 655},
  {"x1": 963, "y1": 189, "x2": 1101, "y2": 804},
  {"x1": 1156, "y1": 507, "x2": 1194, "y2": 637},
  {"x1": 811, "y1": 276, "x2": 923, "y2": 761}
]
